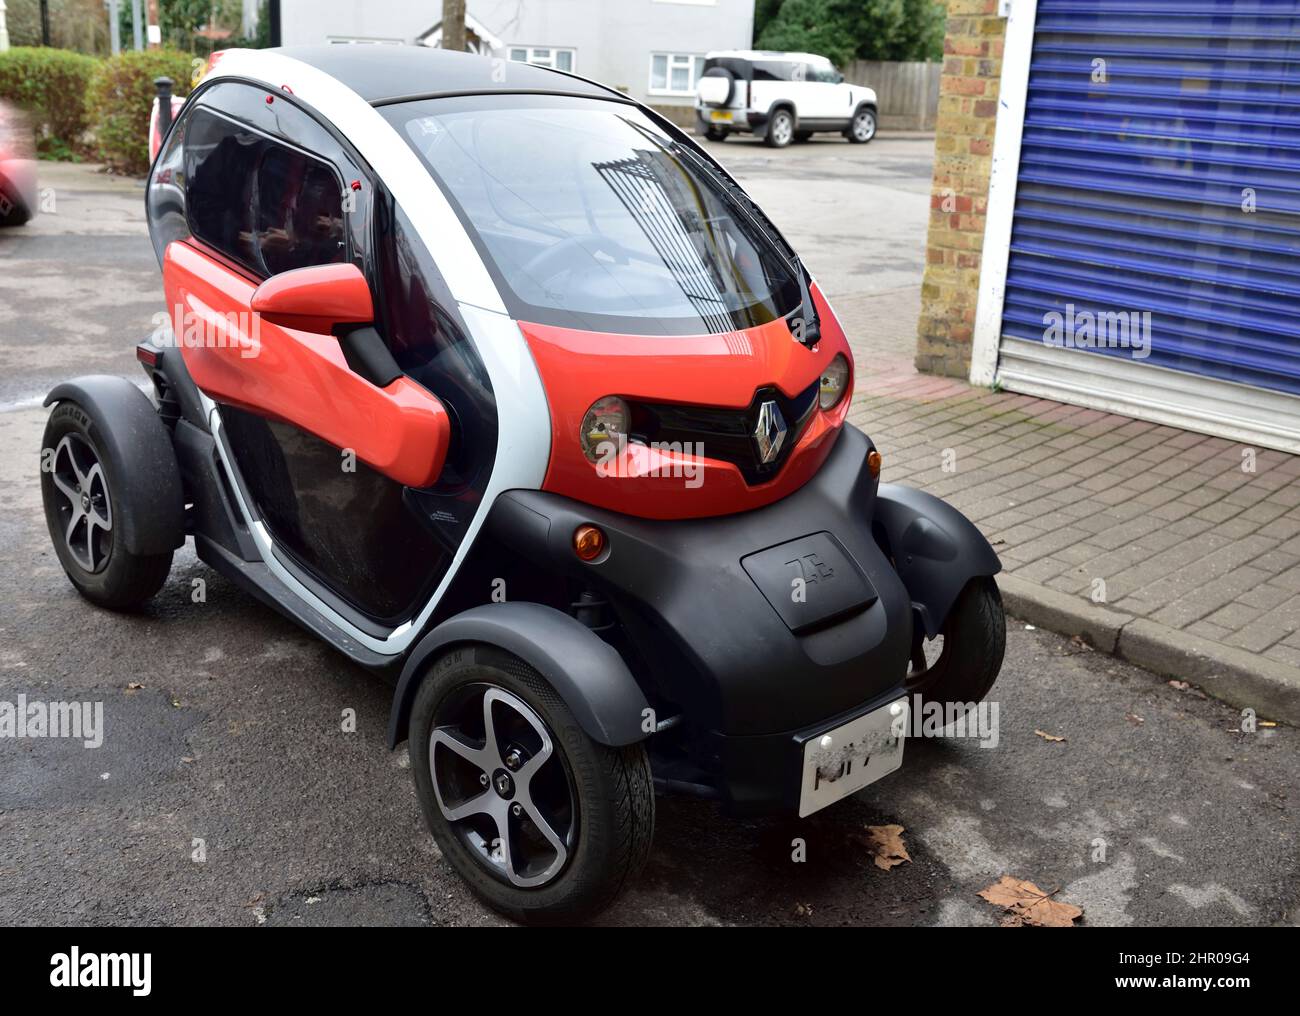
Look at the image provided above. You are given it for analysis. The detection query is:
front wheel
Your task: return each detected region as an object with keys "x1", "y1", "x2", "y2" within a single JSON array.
[
  {"x1": 409, "y1": 645, "x2": 654, "y2": 924},
  {"x1": 907, "y1": 577, "x2": 1005, "y2": 713},
  {"x1": 845, "y1": 108, "x2": 877, "y2": 144}
]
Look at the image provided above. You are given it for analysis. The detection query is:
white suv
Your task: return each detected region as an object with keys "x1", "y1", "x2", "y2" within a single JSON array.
[{"x1": 694, "y1": 50, "x2": 878, "y2": 147}]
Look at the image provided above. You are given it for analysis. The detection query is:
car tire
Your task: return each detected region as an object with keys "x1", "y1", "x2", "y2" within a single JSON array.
[
  {"x1": 40, "y1": 399, "x2": 176, "y2": 609},
  {"x1": 704, "y1": 126, "x2": 729, "y2": 142},
  {"x1": 907, "y1": 577, "x2": 1005, "y2": 715},
  {"x1": 409, "y1": 644, "x2": 654, "y2": 925},
  {"x1": 845, "y1": 107, "x2": 877, "y2": 144},
  {"x1": 765, "y1": 108, "x2": 795, "y2": 148},
  {"x1": 794, "y1": 130, "x2": 813, "y2": 143}
]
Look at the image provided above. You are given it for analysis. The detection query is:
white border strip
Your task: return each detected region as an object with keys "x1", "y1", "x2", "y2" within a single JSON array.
[
  {"x1": 969, "y1": 0, "x2": 1038, "y2": 386},
  {"x1": 998, "y1": 337, "x2": 1300, "y2": 454}
]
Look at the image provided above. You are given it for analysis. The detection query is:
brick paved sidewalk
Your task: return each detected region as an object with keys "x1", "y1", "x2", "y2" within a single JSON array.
[{"x1": 836, "y1": 285, "x2": 1300, "y2": 718}]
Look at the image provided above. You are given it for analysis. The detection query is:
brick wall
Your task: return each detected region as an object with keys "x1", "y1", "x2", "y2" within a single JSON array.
[{"x1": 915, "y1": 1, "x2": 1008, "y2": 378}]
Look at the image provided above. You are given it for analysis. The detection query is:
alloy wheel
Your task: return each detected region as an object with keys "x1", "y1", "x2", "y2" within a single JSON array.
[
  {"x1": 49, "y1": 433, "x2": 113, "y2": 573},
  {"x1": 772, "y1": 113, "x2": 794, "y2": 146},
  {"x1": 429, "y1": 684, "x2": 577, "y2": 888},
  {"x1": 853, "y1": 111, "x2": 877, "y2": 142}
]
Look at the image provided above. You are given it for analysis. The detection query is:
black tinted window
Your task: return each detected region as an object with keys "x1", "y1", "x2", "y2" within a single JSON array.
[
  {"x1": 753, "y1": 61, "x2": 797, "y2": 81},
  {"x1": 185, "y1": 109, "x2": 346, "y2": 277}
]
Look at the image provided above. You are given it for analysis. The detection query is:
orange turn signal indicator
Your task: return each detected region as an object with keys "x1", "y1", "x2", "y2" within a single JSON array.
[
  {"x1": 573, "y1": 524, "x2": 606, "y2": 562},
  {"x1": 867, "y1": 450, "x2": 882, "y2": 477}
]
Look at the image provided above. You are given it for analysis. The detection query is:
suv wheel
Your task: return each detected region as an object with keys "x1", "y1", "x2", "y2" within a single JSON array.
[
  {"x1": 846, "y1": 107, "x2": 877, "y2": 144},
  {"x1": 705, "y1": 125, "x2": 729, "y2": 142},
  {"x1": 765, "y1": 109, "x2": 794, "y2": 148}
]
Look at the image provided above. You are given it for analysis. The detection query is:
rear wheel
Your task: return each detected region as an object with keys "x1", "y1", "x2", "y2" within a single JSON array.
[
  {"x1": 40, "y1": 402, "x2": 174, "y2": 608},
  {"x1": 906, "y1": 577, "x2": 1005, "y2": 715},
  {"x1": 704, "y1": 125, "x2": 729, "y2": 142},
  {"x1": 409, "y1": 645, "x2": 653, "y2": 924},
  {"x1": 765, "y1": 108, "x2": 795, "y2": 148}
]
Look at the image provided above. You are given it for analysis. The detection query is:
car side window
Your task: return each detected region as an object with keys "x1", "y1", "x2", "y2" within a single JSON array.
[
  {"x1": 752, "y1": 61, "x2": 789, "y2": 82},
  {"x1": 185, "y1": 107, "x2": 346, "y2": 278}
]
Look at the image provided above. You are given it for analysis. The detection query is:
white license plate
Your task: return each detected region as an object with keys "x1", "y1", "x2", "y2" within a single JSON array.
[
  {"x1": 798, "y1": 697, "x2": 908, "y2": 818},
  {"x1": 709, "y1": 110, "x2": 734, "y2": 122}
]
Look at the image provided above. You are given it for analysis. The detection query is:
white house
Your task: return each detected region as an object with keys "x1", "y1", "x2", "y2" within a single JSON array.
[{"x1": 279, "y1": 0, "x2": 755, "y2": 111}]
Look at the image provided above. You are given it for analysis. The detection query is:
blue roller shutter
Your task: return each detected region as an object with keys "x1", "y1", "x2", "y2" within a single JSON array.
[{"x1": 996, "y1": 0, "x2": 1300, "y2": 446}]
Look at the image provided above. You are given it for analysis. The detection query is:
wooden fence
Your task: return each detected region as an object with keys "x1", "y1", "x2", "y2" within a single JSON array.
[{"x1": 843, "y1": 60, "x2": 942, "y2": 131}]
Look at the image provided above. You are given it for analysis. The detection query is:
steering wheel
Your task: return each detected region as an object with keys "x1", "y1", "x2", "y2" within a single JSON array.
[{"x1": 522, "y1": 234, "x2": 630, "y2": 282}]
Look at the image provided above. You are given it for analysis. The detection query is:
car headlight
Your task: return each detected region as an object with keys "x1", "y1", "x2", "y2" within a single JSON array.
[
  {"x1": 579, "y1": 396, "x2": 630, "y2": 462},
  {"x1": 819, "y1": 354, "x2": 850, "y2": 410}
]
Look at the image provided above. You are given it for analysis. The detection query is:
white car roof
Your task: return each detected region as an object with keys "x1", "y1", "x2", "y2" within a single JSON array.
[{"x1": 705, "y1": 50, "x2": 835, "y2": 65}]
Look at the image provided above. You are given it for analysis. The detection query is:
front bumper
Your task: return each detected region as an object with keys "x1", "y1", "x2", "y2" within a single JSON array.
[{"x1": 489, "y1": 425, "x2": 914, "y2": 812}]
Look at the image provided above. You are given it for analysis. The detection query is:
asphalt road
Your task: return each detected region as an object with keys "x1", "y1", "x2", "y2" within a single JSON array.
[{"x1": 1, "y1": 147, "x2": 1296, "y2": 927}]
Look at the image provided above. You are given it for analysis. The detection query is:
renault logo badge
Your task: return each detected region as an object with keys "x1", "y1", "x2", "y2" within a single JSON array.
[{"x1": 753, "y1": 400, "x2": 787, "y2": 465}]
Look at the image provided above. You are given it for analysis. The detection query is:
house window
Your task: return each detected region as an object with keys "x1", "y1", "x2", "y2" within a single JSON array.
[
  {"x1": 508, "y1": 47, "x2": 575, "y2": 72},
  {"x1": 649, "y1": 53, "x2": 706, "y2": 95}
]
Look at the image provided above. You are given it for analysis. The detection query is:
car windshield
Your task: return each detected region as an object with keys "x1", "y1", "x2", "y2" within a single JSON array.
[{"x1": 382, "y1": 94, "x2": 803, "y2": 335}]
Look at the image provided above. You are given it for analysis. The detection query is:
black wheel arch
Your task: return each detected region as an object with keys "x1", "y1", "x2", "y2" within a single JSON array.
[
  {"x1": 43, "y1": 375, "x2": 185, "y2": 556},
  {"x1": 873, "y1": 483, "x2": 1001, "y2": 637},
  {"x1": 388, "y1": 601, "x2": 651, "y2": 750},
  {"x1": 768, "y1": 100, "x2": 797, "y2": 126}
]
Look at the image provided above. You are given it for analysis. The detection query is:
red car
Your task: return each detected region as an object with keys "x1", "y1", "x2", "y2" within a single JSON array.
[
  {"x1": 40, "y1": 46, "x2": 1005, "y2": 923},
  {"x1": 0, "y1": 100, "x2": 37, "y2": 227}
]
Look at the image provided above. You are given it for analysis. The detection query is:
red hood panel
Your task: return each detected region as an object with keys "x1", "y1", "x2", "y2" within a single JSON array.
[{"x1": 519, "y1": 284, "x2": 854, "y2": 519}]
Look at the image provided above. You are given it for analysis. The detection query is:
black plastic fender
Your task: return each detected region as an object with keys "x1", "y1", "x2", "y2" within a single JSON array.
[
  {"x1": 387, "y1": 602, "x2": 651, "y2": 749},
  {"x1": 874, "y1": 483, "x2": 1001, "y2": 637},
  {"x1": 43, "y1": 375, "x2": 185, "y2": 556}
]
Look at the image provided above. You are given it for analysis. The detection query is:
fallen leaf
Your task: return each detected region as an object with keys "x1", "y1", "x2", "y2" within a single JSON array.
[
  {"x1": 1070, "y1": 634, "x2": 1093, "y2": 651},
  {"x1": 978, "y1": 875, "x2": 1083, "y2": 927},
  {"x1": 180, "y1": 756, "x2": 195, "y2": 764},
  {"x1": 792, "y1": 902, "x2": 814, "y2": 918},
  {"x1": 1125, "y1": 713, "x2": 1145, "y2": 726},
  {"x1": 125, "y1": 682, "x2": 144, "y2": 692},
  {"x1": 170, "y1": 696, "x2": 182, "y2": 708},
  {"x1": 1034, "y1": 729, "x2": 1066, "y2": 742},
  {"x1": 853, "y1": 823, "x2": 911, "y2": 870},
  {"x1": 1168, "y1": 680, "x2": 1190, "y2": 690}
]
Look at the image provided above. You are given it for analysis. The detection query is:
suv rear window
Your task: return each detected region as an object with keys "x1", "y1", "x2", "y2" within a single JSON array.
[{"x1": 382, "y1": 94, "x2": 802, "y2": 336}]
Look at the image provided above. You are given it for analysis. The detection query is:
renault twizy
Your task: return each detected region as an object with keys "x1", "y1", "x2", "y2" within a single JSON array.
[{"x1": 40, "y1": 46, "x2": 1005, "y2": 924}]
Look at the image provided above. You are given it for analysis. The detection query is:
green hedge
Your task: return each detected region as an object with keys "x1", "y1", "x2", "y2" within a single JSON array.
[
  {"x1": 87, "y1": 49, "x2": 194, "y2": 174},
  {"x1": 0, "y1": 46, "x2": 99, "y2": 158}
]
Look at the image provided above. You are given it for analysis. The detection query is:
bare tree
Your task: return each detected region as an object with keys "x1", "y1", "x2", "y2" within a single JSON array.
[{"x1": 442, "y1": 0, "x2": 466, "y2": 52}]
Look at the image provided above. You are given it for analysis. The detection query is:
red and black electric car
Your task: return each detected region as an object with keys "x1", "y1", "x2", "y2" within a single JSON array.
[{"x1": 39, "y1": 46, "x2": 1005, "y2": 923}]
